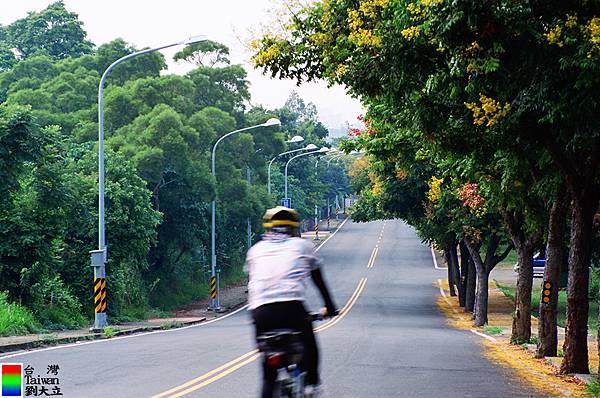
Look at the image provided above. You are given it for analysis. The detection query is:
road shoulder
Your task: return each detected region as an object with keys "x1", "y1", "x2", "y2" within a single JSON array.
[{"x1": 436, "y1": 279, "x2": 587, "y2": 397}]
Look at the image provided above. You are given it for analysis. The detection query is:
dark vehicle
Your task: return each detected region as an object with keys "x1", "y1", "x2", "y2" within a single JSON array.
[{"x1": 513, "y1": 253, "x2": 546, "y2": 278}]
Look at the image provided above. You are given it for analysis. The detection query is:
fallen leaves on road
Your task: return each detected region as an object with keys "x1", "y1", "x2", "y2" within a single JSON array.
[{"x1": 435, "y1": 279, "x2": 586, "y2": 398}]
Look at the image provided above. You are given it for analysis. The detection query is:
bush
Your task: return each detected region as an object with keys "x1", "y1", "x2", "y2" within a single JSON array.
[
  {"x1": 589, "y1": 267, "x2": 600, "y2": 301},
  {"x1": 0, "y1": 292, "x2": 42, "y2": 336},
  {"x1": 30, "y1": 275, "x2": 86, "y2": 329}
]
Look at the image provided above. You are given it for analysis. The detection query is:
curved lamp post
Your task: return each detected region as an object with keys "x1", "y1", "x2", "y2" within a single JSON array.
[
  {"x1": 267, "y1": 143, "x2": 317, "y2": 195},
  {"x1": 210, "y1": 117, "x2": 281, "y2": 310},
  {"x1": 91, "y1": 35, "x2": 208, "y2": 332},
  {"x1": 284, "y1": 147, "x2": 330, "y2": 200}
]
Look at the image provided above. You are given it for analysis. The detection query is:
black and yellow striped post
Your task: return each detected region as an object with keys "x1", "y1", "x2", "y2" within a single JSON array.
[
  {"x1": 94, "y1": 277, "x2": 107, "y2": 314},
  {"x1": 210, "y1": 276, "x2": 217, "y2": 300},
  {"x1": 313, "y1": 221, "x2": 319, "y2": 241}
]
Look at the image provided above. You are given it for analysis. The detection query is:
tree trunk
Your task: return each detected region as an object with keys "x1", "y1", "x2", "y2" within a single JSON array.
[
  {"x1": 464, "y1": 240, "x2": 488, "y2": 325},
  {"x1": 504, "y1": 211, "x2": 543, "y2": 344},
  {"x1": 560, "y1": 193, "x2": 596, "y2": 374},
  {"x1": 449, "y1": 244, "x2": 462, "y2": 304},
  {"x1": 537, "y1": 189, "x2": 568, "y2": 358},
  {"x1": 465, "y1": 255, "x2": 476, "y2": 313},
  {"x1": 512, "y1": 243, "x2": 534, "y2": 343},
  {"x1": 445, "y1": 248, "x2": 457, "y2": 297},
  {"x1": 474, "y1": 268, "x2": 490, "y2": 326},
  {"x1": 459, "y1": 241, "x2": 469, "y2": 307}
]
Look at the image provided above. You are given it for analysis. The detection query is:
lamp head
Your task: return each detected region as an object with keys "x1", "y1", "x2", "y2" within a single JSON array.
[
  {"x1": 318, "y1": 146, "x2": 330, "y2": 153},
  {"x1": 262, "y1": 118, "x2": 281, "y2": 127},
  {"x1": 305, "y1": 144, "x2": 318, "y2": 150},
  {"x1": 287, "y1": 135, "x2": 304, "y2": 143},
  {"x1": 183, "y1": 35, "x2": 209, "y2": 45}
]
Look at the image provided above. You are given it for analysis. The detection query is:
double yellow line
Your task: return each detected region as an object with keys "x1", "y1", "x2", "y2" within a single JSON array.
[
  {"x1": 149, "y1": 277, "x2": 368, "y2": 398},
  {"x1": 367, "y1": 246, "x2": 379, "y2": 269},
  {"x1": 367, "y1": 223, "x2": 385, "y2": 269},
  {"x1": 315, "y1": 277, "x2": 367, "y2": 333}
]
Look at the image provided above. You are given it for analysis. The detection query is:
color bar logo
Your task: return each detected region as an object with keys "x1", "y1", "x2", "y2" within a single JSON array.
[{"x1": 1, "y1": 363, "x2": 22, "y2": 398}]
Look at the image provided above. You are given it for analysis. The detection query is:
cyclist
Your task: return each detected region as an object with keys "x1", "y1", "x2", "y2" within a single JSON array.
[{"x1": 246, "y1": 206, "x2": 338, "y2": 398}]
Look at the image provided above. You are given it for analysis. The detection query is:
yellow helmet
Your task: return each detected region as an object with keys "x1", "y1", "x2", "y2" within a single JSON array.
[{"x1": 262, "y1": 206, "x2": 300, "y2": 229}]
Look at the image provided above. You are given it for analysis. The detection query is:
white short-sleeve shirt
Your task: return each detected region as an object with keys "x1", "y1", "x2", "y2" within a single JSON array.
[{"x1": 246, "y1": 235, "x2": 321, "y2": 310}]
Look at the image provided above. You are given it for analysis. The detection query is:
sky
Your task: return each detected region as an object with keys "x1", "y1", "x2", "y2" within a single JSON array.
[{"x1": 1, "y1": 0, "x2": 364, "y2": 132}]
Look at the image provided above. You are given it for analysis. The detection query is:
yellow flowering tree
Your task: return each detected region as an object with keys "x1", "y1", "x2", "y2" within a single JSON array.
[{"x1": 251, "y1": 0, "x2": 600, "y2": 374}]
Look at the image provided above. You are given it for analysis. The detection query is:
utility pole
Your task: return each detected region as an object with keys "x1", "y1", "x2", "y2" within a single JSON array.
[
  {"x1": 92, "y1": 35, "x2": 208, "y2": 331},
  {"x1": 247, "y1": 165, "x2": 252, "y2": 249},
  {"x1": 314, "y1": 204, "x2": 319, "y2": 240}
]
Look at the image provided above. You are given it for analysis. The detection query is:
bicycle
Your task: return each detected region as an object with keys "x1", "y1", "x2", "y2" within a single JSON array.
[{"x1": 256, "y1": 312, "x2": 325, "y2": 398}]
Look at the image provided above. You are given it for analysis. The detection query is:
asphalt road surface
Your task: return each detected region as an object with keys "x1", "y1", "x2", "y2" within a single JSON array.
[{"x1": 1, "y1": 220, "x2": 538, "y2": 397}]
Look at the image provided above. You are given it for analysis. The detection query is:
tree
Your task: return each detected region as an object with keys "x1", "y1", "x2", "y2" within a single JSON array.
[
  {"x1": 5, "y1": 1, "x2": 93, "y2": 60},
  {"x1": 94, "y1": 39, "x2": 166, "y2": 86},
  {"x1": 173, "y1": 40, "x2": 230, "y2": 67}
]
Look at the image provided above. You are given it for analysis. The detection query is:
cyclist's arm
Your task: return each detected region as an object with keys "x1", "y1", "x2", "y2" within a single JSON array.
[{"x1": 310, "y1": 267, "x2": 338, "y2": 316}]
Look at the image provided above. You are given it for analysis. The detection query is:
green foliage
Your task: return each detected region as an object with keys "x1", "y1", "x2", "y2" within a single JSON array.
[
  {"x1": 5, "y1": 1, "x2": 93, "y2": 60},
  {"x1": 30, "y1": 275, "x2": 85, "y2": 329},
  {"x1": 585, "y1": 377, "x2": 600, "y2": 397},
  {"x1": 0, "y1": 292, "x2": 41, "y2": 336},
  {"x1": 0, "y1": 2, "x2": 351, "y2": 332},
  {"x1": 160, "y1": 321, "x2": 183, "y2": 330},
  {"x1": 174, "y1": 40, "x2": 230, "y2": 67},
  {"x1": 484, "y1": 326, "x2": 503, "y2": 335},
  {"x1": 102, "y1": 326, "x2": 116, "y2": 338}
]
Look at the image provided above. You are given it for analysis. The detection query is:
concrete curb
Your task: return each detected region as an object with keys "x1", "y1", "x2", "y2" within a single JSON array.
[{"x1": 0, "y1": 317, "x2": 206, "y2": 354}]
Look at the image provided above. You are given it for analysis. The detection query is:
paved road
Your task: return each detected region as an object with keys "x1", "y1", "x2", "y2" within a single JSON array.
[{"x1": 1, "y1": 220, "x2": 538, "y2": 397}]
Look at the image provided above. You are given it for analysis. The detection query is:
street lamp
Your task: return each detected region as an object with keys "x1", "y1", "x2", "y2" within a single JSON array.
[
  {"x1": 287, "y1": 135, "x2": 304, "y2": 143},
  {"x1": 284, "y1": 147, "x2": 330, "y2": 200},
  {"x1": 315, "y1": 147, "x2": 338, "y2": 171},
  {"x1": 267, "y1": 143, "x2": 317, "y2": 195},
  {"x1": 210, "y1": 118, "x2": 281, "y2": 310},
  {"x1": 91, "y1": 35, "x2": 208, "y2": 332}
]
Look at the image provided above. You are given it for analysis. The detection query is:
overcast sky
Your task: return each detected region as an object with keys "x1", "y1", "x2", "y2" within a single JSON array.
[{"x1": 2, "y1": 0, "x2": 364, "y2": 130}]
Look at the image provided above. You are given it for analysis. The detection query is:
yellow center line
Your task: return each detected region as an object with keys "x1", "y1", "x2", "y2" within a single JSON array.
[
  {"x1": 148, "y1": 350, "x2": 259, "y2": 398},
  {"x1": 367, "y1": 246, "x2": 379, "y2": 269},
  {"x1": 167, "y1": 353, "x2": 262, "y2": 398},
  {"x1": 150, "y1": 274, "x2": 371, "y2": 397},
  {"x1": 315, "y1": 278, "x2": 367, "y2": 333},
  {"x1": 366, "y1": 247, "x2": 376, "y2": 269}
]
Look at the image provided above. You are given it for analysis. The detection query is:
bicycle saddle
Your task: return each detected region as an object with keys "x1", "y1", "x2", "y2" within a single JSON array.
[{"x1": 256, "y1": 329, "x2": 304, "y2": 354}]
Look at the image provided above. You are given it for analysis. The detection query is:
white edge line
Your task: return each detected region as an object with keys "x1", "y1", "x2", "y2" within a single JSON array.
[
  {"x1": 437, "y1": 279, "x2": 459, "y2": 316},
  {"x1": 0, "y1": 304, "x2": 249, "y2": 360},
  {"x1": 437, "y1": 279, "x2": 498, "y2": 344},
  {"x1": 315, "y1": 217, "x2": 349, "y2": 252},
  {"x1": 470, "y1": 329, "x2": 497, "y2": 343},
  {"x1": 431, "y1": 246, "x2": 444, "y2": 270},
  {"x1": 1, "y1": 219, "x2": 351, "y2": 360}
]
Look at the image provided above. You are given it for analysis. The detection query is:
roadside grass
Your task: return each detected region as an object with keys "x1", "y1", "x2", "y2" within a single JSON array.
[
  {"x1": 160, "y1": 321, "x2": 183, "y2": 330},
  {"x1": 484, "y1": 326, "x2": 504, "y2": 335},
  {"x1": 0, "y1": 292, "x2": 42, "y2": 336},
  {"x1": 496, "y1": 281, "x2": 599, "y2": 334},
  {"x1": 102, "y1": 326, "x2": 116, "y2": 338},
  {"x1": 585, "y1": 377, "x2": 600, "y2": 397}
]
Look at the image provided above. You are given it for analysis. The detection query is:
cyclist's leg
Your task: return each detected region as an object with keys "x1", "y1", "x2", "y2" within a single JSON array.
[
  {"x1": 260, "y1": 358, "x2": 277, "y2": 398},
  {"x1": 300, "y1": 323, "x2": 319, "y2": 386}
]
